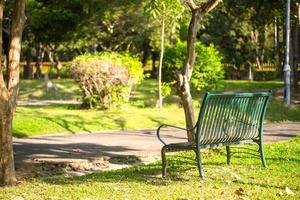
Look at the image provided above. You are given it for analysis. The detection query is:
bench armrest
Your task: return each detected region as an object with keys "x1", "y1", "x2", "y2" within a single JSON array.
[{"x1": 156, "y1": 124, "x2": 195, "y2": 145}]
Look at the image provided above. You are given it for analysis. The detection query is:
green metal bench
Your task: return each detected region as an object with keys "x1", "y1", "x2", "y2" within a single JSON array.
[{"x1": 157, "y1": 91, "x2": 271, "y2": 179}]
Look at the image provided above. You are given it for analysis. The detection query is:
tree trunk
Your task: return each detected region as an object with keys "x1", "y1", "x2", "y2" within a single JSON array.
[
  {"x1": 157, "y1": 18, "x2": 165, "y2": 111},
  {"x1": 0, "y1": 1, "x2": 16, "y2": 186},
  {"x1": 177, "y1": 0, "x2": 221, "y2": 142},
  {"x1": 177, "y1": 10, "x2": 199, "y2": 142},
  {"x1": 151, "y1": 51, "x2": 158, "y2": 78},
  {"x1": 0, "y1": 0, "x2": 26, "y2": 186},
  {"x1": 251, "y1": 29, "x2": 262, "y2": 70},
  {"x1": 45, "y1": 45, "x2": 54, "y2": 75},
  {"x1": 0, "y1": 103, "x2": 16, "y2": 186},
  {"x1": 274, "y1": 17, "x2": 281, "y2": 79},
  {"x1": 54, "y1": 55, "x2": 62, "y2": 79},
  {"x1": 35, "y1": 43, "x2": 45, "y2": 79},
  {"x1": 169, "y1": 23, "x2": 176, "y2": 46},
  {"x1": 141, "y1": 39, "x2": 151, "y2": 67},
  {"x1": 23, "y1": 48, "x2": 33, "y2": 79},
  {"x1": 248, "y1": 63, "x2": 253, "y2": 81},
  {"x1": 292, "y1": 3, "x2": 300, "y2": 94}
]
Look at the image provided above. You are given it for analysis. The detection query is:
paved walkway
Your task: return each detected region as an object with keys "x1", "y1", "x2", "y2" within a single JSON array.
[
  {"x1": 13, "y1": 122, "x2": 300, "y2": 167},
  {"x1": 17, "y1": 100, "x2": 81, "y2": 106}
]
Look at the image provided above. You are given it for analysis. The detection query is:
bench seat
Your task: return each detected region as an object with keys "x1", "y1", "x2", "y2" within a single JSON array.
[{"x1": 157, "y1": 91, "x2": 271, "y2": 179}]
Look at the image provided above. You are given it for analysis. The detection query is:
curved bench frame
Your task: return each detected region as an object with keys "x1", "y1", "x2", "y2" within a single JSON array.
[{"x1": 157, "y1": 91, "x2": 271, "y2": 179}]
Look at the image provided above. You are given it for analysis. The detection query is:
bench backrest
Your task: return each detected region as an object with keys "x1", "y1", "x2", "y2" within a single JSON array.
[{"x1": 196, "y1": 92, "x2": 271, "y2": 145}]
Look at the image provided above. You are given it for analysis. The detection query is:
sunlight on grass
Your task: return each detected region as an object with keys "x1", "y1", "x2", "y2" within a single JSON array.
[
  {"x1": 2, "y1": 137, "x2": 299, "y2": 199},
  {"x1": 18, "y1": 79, "x2": 81, "y2": 101},
  {"x1": 15, "y1": 79, "x2": 300, "y2": 137},
  {"x1": 13, "y1": 105, "x2": 185, "y2": 137}
]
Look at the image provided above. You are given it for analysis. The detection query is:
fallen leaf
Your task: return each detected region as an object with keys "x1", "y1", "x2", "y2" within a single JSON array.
[
  {"x1": 235, "y1": 188, "x2": 245, "y2": 196},
  {"x1": 285, "y1": 187, "x2": 294, "y2": 195},
  {"x1": 12, "y1": 197, "x2": 24, "y2": 200},
  {"x1": 277, "y1": 192, "x2": 284, "y2": 196},
  {"x1": 231, "y1": 172, "x2": 242, "y2": 180},
  {"x1": 225, "y1": 180, "x2": 232, "y2": 184}
]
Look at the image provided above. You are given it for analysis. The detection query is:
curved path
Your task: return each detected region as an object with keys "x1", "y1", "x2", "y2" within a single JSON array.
[{"x1": 13, "y1": 122, "x2": 300, "y2": 167}]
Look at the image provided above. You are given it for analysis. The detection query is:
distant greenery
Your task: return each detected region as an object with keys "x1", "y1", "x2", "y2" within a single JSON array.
[
  {"x1": 15, "y1": 79, "x2": 300, "y2": 137},
  {"x1": 215, "y1": 80, "x2": 284, "y2": 93},
  {"x1": 163, "y1": 41, "x2": 224, "y2": 92},
  {"x1": 1, "y1": 137, "x2": 299, "y2": 199},
  {"x1": 71, "y1": 52, "x2": 144, "y2": 109}
]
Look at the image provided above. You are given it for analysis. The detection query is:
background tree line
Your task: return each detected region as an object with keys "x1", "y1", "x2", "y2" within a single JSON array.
[{"x1": 17, "y1": 1, "x2": 298, "y2": 88}]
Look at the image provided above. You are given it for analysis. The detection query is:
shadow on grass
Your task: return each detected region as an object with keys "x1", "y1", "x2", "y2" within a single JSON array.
[
  {"x1": 13, "y1": 108, "x2": 130, "y2": 138},
  {"x1": 13, "y1": 113, "x2": 93, "y2": 138},
  {"x1": 38, "y1": 154, "x2": 198, "y2": 186},
  {"x1": 36, "y1": 150, "x2": 296, "y2": 192},
  {"x1": 13, "y1": 139, "x2": 299, "y2": 194}
]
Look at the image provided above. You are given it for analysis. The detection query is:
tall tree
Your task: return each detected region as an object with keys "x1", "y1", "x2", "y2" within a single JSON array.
[
  {"x1": 292, "y1": 2, "x2": 300, "y2": 94},
  {"x1": 145, "y1": 0, "x2": 183, "y2": 110},
  {"x1": 178, "y1": 0, "x2": 221, "y2": 142},
  {"x1": 0, "y1": 0, "x2": 26, "y2": 186}
]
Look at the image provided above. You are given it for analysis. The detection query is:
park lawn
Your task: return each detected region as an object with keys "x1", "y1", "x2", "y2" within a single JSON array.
[
  {"x1": 1, "y1": 137, "x2": 299, "y2": 199},
  {"x1": 14, "y1": 79, "x2": 300, "y2": 137},
  {"x1": 13, "y1": 105, "x2": 185, "y2": 137},
  {"x1": 18, "y1": 79, "x2": 81, "y2": 101}
]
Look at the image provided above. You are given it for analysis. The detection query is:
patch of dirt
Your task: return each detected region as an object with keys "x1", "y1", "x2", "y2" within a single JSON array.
[{"x1": 15, "y1": 155, "x2": 160, "y2": 179}]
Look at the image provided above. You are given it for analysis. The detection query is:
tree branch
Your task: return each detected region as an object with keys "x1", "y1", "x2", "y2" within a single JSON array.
[
  {"x1": 184, "y1": 0, "x2": 198, "y2": 11},
  {"x1": 198, "y1": 0, "x2": 222, "y2": 15}
]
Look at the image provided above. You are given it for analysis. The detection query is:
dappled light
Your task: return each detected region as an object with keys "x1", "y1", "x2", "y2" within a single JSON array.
[{"x1": 0, "y1": 0, "x2": 298, "y2": 197}]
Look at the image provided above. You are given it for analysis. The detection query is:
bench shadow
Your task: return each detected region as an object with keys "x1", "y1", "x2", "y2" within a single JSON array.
[
  {"x1": 15, "y1": 146, "x2": 297, "y2": 194},
  {"x1": 34, "y1": 151, "x2": 297, "y2": 192}
]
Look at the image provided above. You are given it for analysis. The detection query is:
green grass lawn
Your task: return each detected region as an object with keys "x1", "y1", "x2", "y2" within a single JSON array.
[
  {"x1": 13, "y1": 105, "x2": 185, "y2": 137},
  {"x1": 1, "y1": 137, "x2": 299, "y2": 199},
  {"x1": 18, "y1": 79, "x2": 81, "y2": 101},
  {"x1": 14, "y1": 79, "x2": 300, "y2": 137}
]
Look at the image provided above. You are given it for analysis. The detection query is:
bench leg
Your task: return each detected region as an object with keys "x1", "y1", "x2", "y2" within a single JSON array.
[
  {"x1": 259, "y1": 142, "x2": 267, "y2": 168},
  {"x1": 195, "y1": 149, "x2": 204, "y2": 180},
  {"x1": 226, "y1": 146, "x2": 231, "y2": 165},
  {"x1": 161, "y1": 146, "x2": 168, "y2": 177}
]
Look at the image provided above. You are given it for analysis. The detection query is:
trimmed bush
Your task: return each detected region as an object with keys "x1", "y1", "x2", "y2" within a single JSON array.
[
  {"x1": 162, "y1": 41, "x2": 224, "y2": 92},
  {"x1": 71, "y1": 52, "x2": 143, "y2": 109},
  {"x1": 253, "y1": 71, "x2": 277, "y2": 81}
]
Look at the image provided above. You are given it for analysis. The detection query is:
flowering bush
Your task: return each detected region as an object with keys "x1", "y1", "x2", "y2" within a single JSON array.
[{"x1": 71, "y1": 52, "x2": 143, "y2": 109}]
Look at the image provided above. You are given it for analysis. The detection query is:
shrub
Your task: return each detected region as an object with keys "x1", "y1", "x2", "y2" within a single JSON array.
[
  {"x1": 253, "y1": 71, "x2": 277, "y2": 81},
  {"x1": 71, "y1": 52, "x2": 143, "y2": 109},
  {"x1": 163, "y1": 41, "x2": 224, "y2": 91}
]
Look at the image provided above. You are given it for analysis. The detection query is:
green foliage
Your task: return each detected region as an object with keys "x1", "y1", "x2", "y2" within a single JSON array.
[
  {"x1": 144, "y1": 0, "x2": 183, "y2": 20},
  {"x1": 48, "y1": 63, "x2": 72, "y2": 79},
  {"x1": 161, "y1": 82, "x2": 172, "y2": 97},
  {"x1": 144, "y1": 0, "x2": 185, "y2": 50},
  {"x1": 253, "y1": 71, "x2": 277, "y2": 81},
  {"x1": 71, "y1": 52, "x2": 143, "y2": 109},
  {"x1": 26, "y1": 0, "x2": 84, "y2": 44},
  {"x1": 199, "y1": 1, "x2": 287, "y2": 68},
  {"x1": 163, "y1": 41, "x2": 224, "y2": 91}
]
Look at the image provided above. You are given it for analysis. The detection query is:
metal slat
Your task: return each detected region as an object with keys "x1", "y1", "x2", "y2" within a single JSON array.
[
  {"x1": 200, "y1": 97, "x2": 214, "y2": 144},
  {"x1": 249, "y1": 97, "x2": 263, "y2": 138},
  {"x1": 209, "y1": 96, "x2": 224, "y2": 144},
  {"x1": 196, "y1": 92, "x2": 271, "y2": 145},
  {"x1": 215, "y1": 97, "x2": 230, "y2": 143}
]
